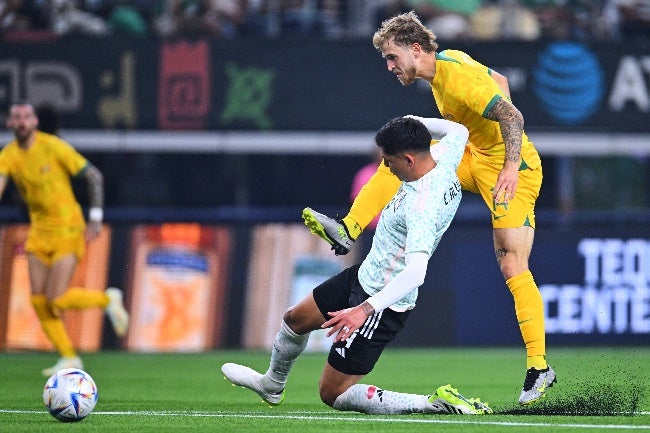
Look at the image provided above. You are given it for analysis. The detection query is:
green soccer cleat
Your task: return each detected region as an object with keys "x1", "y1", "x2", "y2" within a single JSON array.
[
  {"x1": 428, "y1": 384, "x2": 493, "y2": 415},
  {"x1": 221, "y1": 363, "x2": 285, "y2": 406},
  {"x1": 302, "y1": 207, "x2": 354, "y2": 255}
]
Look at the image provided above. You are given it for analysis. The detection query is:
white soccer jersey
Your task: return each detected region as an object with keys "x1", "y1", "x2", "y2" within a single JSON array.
[{"x1": 357, "y1": 122, "x2": 466, "y2": 312}]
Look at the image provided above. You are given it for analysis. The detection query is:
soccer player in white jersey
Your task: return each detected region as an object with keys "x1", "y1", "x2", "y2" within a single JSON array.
[{"x1": 222, "y1": 116, "x2": 492, "y2": 415}]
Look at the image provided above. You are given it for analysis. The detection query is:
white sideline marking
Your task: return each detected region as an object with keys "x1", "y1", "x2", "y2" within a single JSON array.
[{"x1": 2, "y1": 409, "x2": 649, "y2": 429}]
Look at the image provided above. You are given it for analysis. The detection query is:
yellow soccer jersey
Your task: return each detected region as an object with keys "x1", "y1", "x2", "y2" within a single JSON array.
[
  {"x1": 0, "y1": 131, "x2": 87, "y2": 230},
  {"x1": 431, "y1": 50, "x2": 539, "y2": 167}
]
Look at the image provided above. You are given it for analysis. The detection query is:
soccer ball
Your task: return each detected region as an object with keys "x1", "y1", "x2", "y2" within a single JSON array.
[{"x1": 43, "y1": 368, "x2": 98, "y2": 422}]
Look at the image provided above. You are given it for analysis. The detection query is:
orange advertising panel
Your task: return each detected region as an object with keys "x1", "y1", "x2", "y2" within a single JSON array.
[
  {"x1": 125, "y1": 224, "x2": 231, "y2": 352},
  {"x1": 243, "y1": 223, "x2": 358, "y2": 350},
  {"x1": 0, "y1": 224, "x2": 112, "y2": 352}
]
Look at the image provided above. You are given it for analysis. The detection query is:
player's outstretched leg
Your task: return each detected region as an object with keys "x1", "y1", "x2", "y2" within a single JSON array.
[
  {"x1": 519, "y1": 365, "x2": 557, "y2": 405},
  {"x1": 221, "y1": 363, "x2": 285, "y2": 406},
  {"x1": 302, "y1": 207, "x2": 355, "y2": 255},
  {"x1": 332, "y1": 383, "x2": 492, "y2": 415}
]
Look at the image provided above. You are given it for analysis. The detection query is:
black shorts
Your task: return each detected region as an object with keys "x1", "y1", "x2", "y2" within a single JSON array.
[{"x1": 312, "y1": 264, "x2": 411, "y2": 375}]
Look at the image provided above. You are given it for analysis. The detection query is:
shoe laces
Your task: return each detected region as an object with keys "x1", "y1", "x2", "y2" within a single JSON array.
[
  {"x1": 469, "y1": 397, "x2": 492, "y2": 413},
  {"x1": 441, "y1": 385, "x2": 472, "y2": 405},
  {"x1": 522, "y1": 367, "x2": 545, "y2": 391},
  {"x1": 329, "y1": 214, "x2": 353, "y2": 255}
]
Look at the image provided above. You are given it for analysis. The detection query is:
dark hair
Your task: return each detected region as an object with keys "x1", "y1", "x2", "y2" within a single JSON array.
[{"x1": 375, "y1": 117, "x2": 431, "y2": 155}]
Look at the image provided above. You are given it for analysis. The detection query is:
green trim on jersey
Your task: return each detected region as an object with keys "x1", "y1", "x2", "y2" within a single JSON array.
[
  {"x1": 436, "y1": 51, "x2": 462, "y2": 64},
  {"x1": 76, "y1": 161, "x2": 90, "y2": 177},
  {"x1": 482, "y1": 94, "x2": 502, "y2": 117}
]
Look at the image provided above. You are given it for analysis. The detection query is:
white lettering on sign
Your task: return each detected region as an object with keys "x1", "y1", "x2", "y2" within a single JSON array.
[
  {"x1": 25, "y1": 62, "x2": 82, "y2": 110},
  {"x1": 541, "y1": 238, "x2": 650, "y2": 334},
  {"x1": 609, "y1": 56, "x2": 650, "y2": 111},
  {"x1": 0, "y1": 60, "x2": 82, "y2": 122}
]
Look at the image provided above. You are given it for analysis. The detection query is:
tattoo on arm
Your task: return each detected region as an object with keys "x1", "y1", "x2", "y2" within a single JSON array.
[
  {"x1": 485, "y1": 98, "x2": 523, "y2": 165},
  {"x1": 361, "y1": 301, "x2": 375, "y2": 317},
  {"x1": 82, "y1": 164, "x2": 104, "y2": 208},
  {"x1": 495, "y1": 248, "x2": 507, "y2": 259}
]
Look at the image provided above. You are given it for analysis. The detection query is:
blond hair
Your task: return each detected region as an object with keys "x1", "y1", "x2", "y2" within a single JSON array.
[{"x1": 372, "y1": 11, "x2": 438, "y2": 53}]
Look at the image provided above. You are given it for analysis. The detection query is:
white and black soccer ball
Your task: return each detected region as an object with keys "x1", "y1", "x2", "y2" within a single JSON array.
[{"x1": 43, "y1": 368, "x2": 98, "y2": 422}]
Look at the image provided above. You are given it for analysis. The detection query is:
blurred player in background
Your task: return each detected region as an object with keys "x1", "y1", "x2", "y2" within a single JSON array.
[
  {"x1": 0, "y1": 102, "x2": 129, "y2": 376},
  {"x1": 223, "y1": 116, "x2": 493, "y2": 415},
  {"x1": 302, "y1": 11, "x2": 553, "y2": 405}
]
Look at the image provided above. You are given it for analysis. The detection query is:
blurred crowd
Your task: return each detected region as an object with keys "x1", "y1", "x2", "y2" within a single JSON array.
[{"x1": 1, "y1": 0, "x2": 649, "y2": 41}]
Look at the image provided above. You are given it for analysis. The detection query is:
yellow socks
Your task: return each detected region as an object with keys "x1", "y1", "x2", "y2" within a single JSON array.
[
  {"x1": 31, "y1": 295, "x2": 76, "y2": 358},
  {"x1": 527, "y1": 355, "x2": 548, "y2": 371},
  {"x1": 506, "y1": 270, "x2": 547, "y2": 370},
  {"x1": 341, "y1": 216, "x2": 362, "y2": 240},
  {"x1": 52, "y1": 287, "x2": 110, "y2": 310},
  {"x1": 33, "y1": 288, "x2": 109, "y2": 359},
  {"x1": 347, "y1": 162, "x2": 400, "y2": 235}
]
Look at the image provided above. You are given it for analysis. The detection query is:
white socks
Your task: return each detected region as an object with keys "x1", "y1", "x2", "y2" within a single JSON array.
[
  {"x1": 262, "y1": 320, "x2": 309, "y2": 391},
  {"x1": 261, "y1": 321, "x2": 436, "y2": 415},
  {"x1": 332, "y1": 384, "x2": 434, "y2": 414}
]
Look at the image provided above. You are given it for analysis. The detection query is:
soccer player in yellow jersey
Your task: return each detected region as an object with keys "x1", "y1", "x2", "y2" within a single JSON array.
[
  {"x1": 302, "y1": 11, "x2": 555, "y2": 405},
  {"x1": 0, "y1": 103, "x2": 129, "y2": 376}
]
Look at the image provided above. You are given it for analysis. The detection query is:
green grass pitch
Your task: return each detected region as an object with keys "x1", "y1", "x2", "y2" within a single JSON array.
[{"x1": 1, "y1": 347, "x2": 648, "y2": 433}]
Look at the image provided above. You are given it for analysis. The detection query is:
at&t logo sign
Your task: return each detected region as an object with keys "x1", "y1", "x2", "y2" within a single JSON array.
[{"x1": 532, "y1": 42, "x2": 605, "y2": 125}]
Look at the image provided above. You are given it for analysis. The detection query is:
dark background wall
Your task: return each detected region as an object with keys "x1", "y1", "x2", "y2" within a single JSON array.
[
  {"x1": 0, "y1": 37, "x2": 648, "y2": 132},
  {"x1": 0, "y1": 36, "x2": 648, "y2": 348}
]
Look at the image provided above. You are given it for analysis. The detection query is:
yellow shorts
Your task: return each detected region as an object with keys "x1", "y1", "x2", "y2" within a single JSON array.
[
  {"x1": 457, "y1": 146, "x2": 542, "y2": 229},
  {"x1": 25, "y1": 226, "x2": 86, "y2": 265}
]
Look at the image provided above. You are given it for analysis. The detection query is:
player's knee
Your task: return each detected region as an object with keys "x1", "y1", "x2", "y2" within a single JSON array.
[
  {"x1": 31, "y1": 294, "x2": 48, "y2": 309},
  {"x1": 499, "y1": 256, "x2": 528, "y2": 280},
  {"x1": 319, "y1": 389, "x2": 336, "y2": 407},
  {"x1": 282, "y1": 308, "x2": 307, "y2": 334},
  {"x1": 318, "y1": 381, "x2": 342, "y2": 407},
  {"x1": 498, "y1": 259, "x2": 516, "y2": 279},
  {"x1": 282, "y1": 308, "x2": 297, "y2": 327}
]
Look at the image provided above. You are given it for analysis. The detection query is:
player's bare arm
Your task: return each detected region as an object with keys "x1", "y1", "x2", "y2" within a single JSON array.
[
  {"x1": 0, "y1": 174, "x2": 7, "y2": 199},
  {"x1": 484, "y1": 98, "x2": 523, "y2": 202},
  {"x1": 81, "y1": 163, "x2": 104, "y2": 208},
  {"x1": 491, "y1": 70, "x2": 511, "y2": 98},
  {"x1": 361, "y1": 301, "x2": 375, "y2": 317},
  {"x1": 79, "y1": 163, "x2": 104, "y2": 240}
]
